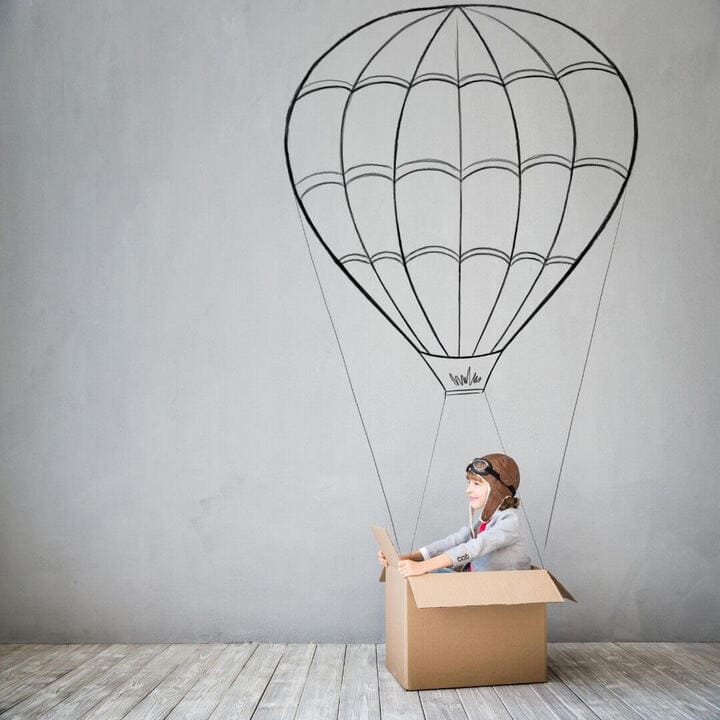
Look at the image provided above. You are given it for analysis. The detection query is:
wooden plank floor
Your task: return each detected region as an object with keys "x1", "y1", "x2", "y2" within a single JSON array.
[{"x1": 0, "y1": 643, "x2": 718, "y2": 719}]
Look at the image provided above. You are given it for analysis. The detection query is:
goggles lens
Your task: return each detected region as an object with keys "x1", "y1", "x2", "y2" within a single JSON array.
[
  {"x1": 466, "y1": 457, "x2": 514, "y2": 496},
  {"x1": 467, "y1": 458, "x2": 491, "y2": 476}
]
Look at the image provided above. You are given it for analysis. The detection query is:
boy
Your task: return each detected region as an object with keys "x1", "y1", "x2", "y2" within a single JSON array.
[{"x1": 377, "y1": 453, "x2": 532, "y2": 576}]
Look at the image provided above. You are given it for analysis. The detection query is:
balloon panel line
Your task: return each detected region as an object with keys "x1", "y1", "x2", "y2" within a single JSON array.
[
  {"x1": 337, "y1": 9, "x2": 451, "y2": 357},
  {"x1": 471, "y1": 8, "x2": 579, "y2": 357},
  {"x1": 459, "y1": 8, "x2": 523, "y2": 358},
  {"x1": 543, "y1": 192, "x2": 628, "y2": 550},
  {"x1": 455, "y1": 18, "x2": 464, "y2": 358},
  {"x1": 484, "y1": 391, "x2": 545, "y2": 569},
  {"x1": 295, "y1": 65, "x2": 623, "y2": 97},
  {"x1": 298, "y1": 155, "x2": 627, "y2": 191},
  {"x1": 294, "y1": 199, "x2": 401, "y2": 550},
  {"x1": 391, "y1": 9, "x2": 455, "y2": 358}
]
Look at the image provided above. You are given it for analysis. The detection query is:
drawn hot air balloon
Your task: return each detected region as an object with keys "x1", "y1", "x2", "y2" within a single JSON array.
[{"x1": 285, "y1": 4, "x2": 637, "y2": 395}]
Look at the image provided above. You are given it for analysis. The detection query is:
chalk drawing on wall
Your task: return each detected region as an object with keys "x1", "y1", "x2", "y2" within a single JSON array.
[{"x1": 284, "y1": 5, "x2": 638, "y2": 554}]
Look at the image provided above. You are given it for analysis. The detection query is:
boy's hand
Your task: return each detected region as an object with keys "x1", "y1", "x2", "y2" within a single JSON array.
[
  {"x1": 377, "y1": 550, "x2": 388, "y2": 568},
  {"x1": 398, "y1": 559, "x2": 428, "y2": 577}
]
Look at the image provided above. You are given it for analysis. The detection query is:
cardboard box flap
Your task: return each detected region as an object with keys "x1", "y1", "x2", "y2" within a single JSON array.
[
  {"x1": 371, "y1": 525, "x2": 399, "y2": 567},
  {"x1": 408, "y1": 568, "x2": 572, "y2": 608},
  {"x1": 547, "y1": 570, "x2": 577, "y2": 602}
]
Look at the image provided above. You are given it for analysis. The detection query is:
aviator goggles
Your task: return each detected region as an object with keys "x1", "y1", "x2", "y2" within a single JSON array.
[{"x1": 466, "y1": 457, "x2": 516, "y2": 496}]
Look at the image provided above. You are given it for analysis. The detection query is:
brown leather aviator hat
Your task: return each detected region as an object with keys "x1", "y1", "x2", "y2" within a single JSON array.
[{"x1": 468, "y1": 453, "x2": 520, "y2": 523}]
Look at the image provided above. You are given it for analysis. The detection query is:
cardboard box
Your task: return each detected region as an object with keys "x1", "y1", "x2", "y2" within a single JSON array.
[{"x1": 371, "y1": 525, "x2": 576, "y2": 690}]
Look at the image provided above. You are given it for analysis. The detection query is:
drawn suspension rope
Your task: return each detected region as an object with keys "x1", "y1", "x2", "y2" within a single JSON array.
[
  {"x1": 286, "y1": 5, "x2": 637, "y2": 557},
  {"x1": 297, "y1": 193, "x2": 626, "y2": 563}
]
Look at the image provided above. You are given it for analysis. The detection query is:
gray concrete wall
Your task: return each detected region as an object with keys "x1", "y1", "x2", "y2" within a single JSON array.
[{"x1": 1, "y1": 0, "x2": 719, "y2": 642}]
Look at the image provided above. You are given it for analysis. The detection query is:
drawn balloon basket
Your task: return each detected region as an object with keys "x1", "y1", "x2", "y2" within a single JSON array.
[{"x1": 285, "y1": 4, "x2": 637, "y2": 551}]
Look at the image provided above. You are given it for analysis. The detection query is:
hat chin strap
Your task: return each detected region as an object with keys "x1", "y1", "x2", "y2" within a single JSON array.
[
  {"x1": 471, "y1": 492, "x2": 514, "y2": 533},
  {"x1": 469, "y1": 495, "x2": 491, "y2": 537}
]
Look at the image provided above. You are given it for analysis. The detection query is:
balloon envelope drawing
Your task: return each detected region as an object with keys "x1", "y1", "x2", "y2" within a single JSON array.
[{"x1": 285, "y1": 4, "x2": 637, "y2": 394}]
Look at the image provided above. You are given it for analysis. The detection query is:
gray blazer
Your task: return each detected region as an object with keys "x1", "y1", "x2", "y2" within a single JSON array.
[{"x1": 419, "y1": 508, "x2": 532, "y2": 572}]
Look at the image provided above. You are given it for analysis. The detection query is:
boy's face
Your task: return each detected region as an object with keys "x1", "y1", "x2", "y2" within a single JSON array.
[{"x1": 465, "y1": 472, "x2": 490, "y2": 511}]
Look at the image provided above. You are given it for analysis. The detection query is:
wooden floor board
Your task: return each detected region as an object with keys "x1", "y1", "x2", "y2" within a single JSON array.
[
  {"x1": 682, "y1": 643, "x2": 720, "y2": 658},
  {"x1": 122, "y1": 644, "x2": 226, "y2": 720},
  {"x1": 295, "y1": 643, "x2": 345, "y2": 720},
  {"x1": 165, "y1": 643, "x2": 256, "y2": 720},
  {"x1": 531, "y1": 670, "x2": 601, "y2": 720},
  {"x1": 250, "y1": 643, "x2": 316, "y2": 720},
  {"x1": 604, "y1": 642, "x2": 720, "y2": 719},
  {"x1": 655, "y1": 643, "x2": 720, "y2": 683},
  {"x1": 0, "y1": 643, "x2": 718, "y2": 720},
  {"x1": 617, "y1": 643, "x2": 720, "y2": 709},
  {"x1": 0, "y1": 645, "x2": 77, "y2": 693},
  {"x1": 457, "y1": 687, "x2": 512, "y2": 720},
  {"x1": 79, "y1": 644, "x2": 192, "y2": 720},
  {"x1": 457, "y1": 685, "x2": 513, "y2": 720},
  {"x1": 0, "y1": 645, "x2": 103, "y2": 716},
  {"x1": 494, "y1": 681, "x2": 567, "y2": 720},
  {"x1": 562, "y1": 642, "x2": 717, "y2": 720},
  {"x1": 420, "y1": 687, "x2": 469, "y2": 720},
  {"x1": 37, "y1": 644, "x2": 167, "y2": 720},
  {"x1": 376, "y1": 644, "x2": 423, "y2": 720},
  {"x1": 0, "y1": 644, "x2": 133, "y2": 720},
  {"x1": 0, "y1": 648, "x2": 53, "y2": 675},
  {"x1": 208, "y1": 643, "x2": 284, "y2": 720},
  {"x1": 547, "y1": 649, "x2": 645, "y2": 720},
  {"x1": 337, "y1": 644, "x2": 380, "y2": 720}
]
